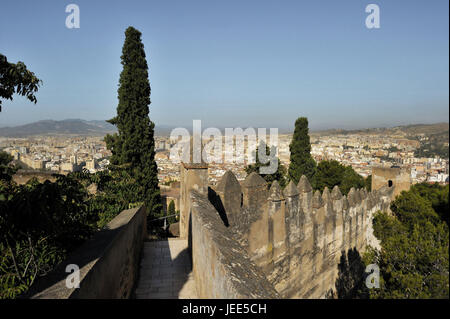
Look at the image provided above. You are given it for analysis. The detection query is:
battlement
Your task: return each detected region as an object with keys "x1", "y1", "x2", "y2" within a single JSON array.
[{"x1": 184, "y1": 169, "x2": 394, "y2": 298}]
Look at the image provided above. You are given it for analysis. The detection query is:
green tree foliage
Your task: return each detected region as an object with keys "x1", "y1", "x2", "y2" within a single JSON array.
[
  {"x1": 364, "y1": 175, "x2": 372, "y2": 192},
  {"x1": 389, "y1": 190, "x2": 441, "y2": 229},
  {"x1": 245, "y1": 142, "x2": 287, "y2": 188},
  {"x1": 288, "y1": 117, "x2": 316, "y2": 184},
  {"x1": 168, "y1": 200, "x2": 175, "y2": 215},
  {"x1": 0, "y1": 152, "x2": 19, "y2": 182},
  {"x1": 0, "y1": 160, "x2": 163, "y2": 298},
  {"x1": 0, "y1": 173, "x2": 97, "y2": 299},
  {"x1": 71, "y1": 168, "x2": 143, "y2": 229},
  {"x1": 0, "y1": 54, "x2": 42, "y2": 112},
  {"x1": 105, "y1": 27, "x2": 162, "y2": 220},
  {"x1": 313, "y1": 160, "x2": 367, "y2": 195},
  {"x1": 365, "y1": 187, "x2": 449, "y2": 299},
  {"x1": 340, "y1": 166, "x2": 366, "y2": 195},
  {"x1": 410, "y1": 183, "x2": 448, "y2": 226},
  {"x1": 167, "y1": 200, "x2": 177, "y2": 224}
]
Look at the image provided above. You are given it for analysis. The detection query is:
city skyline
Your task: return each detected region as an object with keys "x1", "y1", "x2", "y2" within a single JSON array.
[{"x1": 0, "y1": 0, "x2": 448, "y2": 130}]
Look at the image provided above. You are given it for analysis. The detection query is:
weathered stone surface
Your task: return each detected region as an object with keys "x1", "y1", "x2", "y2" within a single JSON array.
[
  {"x1": 331, "y1": 185, "x2": 342, "y2": 200},
  {"x1": 168, "y1": 222, "x2": 180, "y2": 237},
  {"x1": 267, "y1": 180, "x2": 284, "y2": 201},
  {"x1": 215, "y1": 170, "x2": 240, "y2": 193},
  {"x1": 27, "y1": 207, "x2": 147, "y2": 299},
  {"x1": 283, "y1": 180, "x2": 299, "y2": 198},
  {"x1": 354, "y1": 188, "x2": 362, "y2": 203},
  {"x1": 214, "y1": 170, "x2": 242, "y2": 225},
  {"x1": 297, "y1": 175, "x2": 312, "y2": 193},
  {"x1": 312, "y1": 190, "x2": 324, "y2": 209},
  {"x1": 378, "y1": 185, "x2": 389, "y2": 195},
  {"x1": 372, "y1": 167, "x2": 411, "y2": 200},
  {"x1": 179, "y1": 162, "x2": 208, "y2": 239},
  {"x1": 358, "y1": 188, "x2": 366, "y2": 200},
  {"x1": 322, "y1": 187, "x2": 331, "y2": 202},
  {"x1": 180, "y1": 170, "x2": 392, "y2": 299},
  {"x1": 347, "y1": 188, "x2": 357, "y2": 206},
  {"x1": 190, "y1": 190, "x2": 279, "y2": 299},
  {"x1": 28, "y1": 165, "x2": 395, "y2": 300},
  {"x1": 241, "y1": 172, "x2": 268, "y2": 215},
  {"x1": 242, "y1": 171, "x2": 267, "y2": 188},
  {"x1": 342, "y1": 195, "x2": 349, "y2": 210}
]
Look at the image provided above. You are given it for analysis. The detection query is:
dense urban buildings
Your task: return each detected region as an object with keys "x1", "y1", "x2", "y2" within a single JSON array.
[
  {"x1": 2, "y1": 126, "x2": 448, "y2": 186},
  {"x1": 0, "y1": 136, "x2": 111, "y2": 174}
]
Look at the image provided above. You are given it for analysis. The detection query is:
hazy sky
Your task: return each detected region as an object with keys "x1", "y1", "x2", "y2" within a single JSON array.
[{"x1": 0, "y1": 0, "x2": 448, "y2": 130}]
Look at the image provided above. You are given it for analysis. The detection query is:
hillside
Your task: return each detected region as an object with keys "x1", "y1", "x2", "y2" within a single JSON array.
[
  {"x1": 311, "y1": 122, "x2": 449, "y2": 138},
  {"x1": 0, "y1": 119, "x2": 117, "y2": 137}
]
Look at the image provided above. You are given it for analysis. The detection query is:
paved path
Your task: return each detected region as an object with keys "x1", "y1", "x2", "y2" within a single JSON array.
[{"x1": 134, "y1": 238, "x2": 197, "y2": 299}]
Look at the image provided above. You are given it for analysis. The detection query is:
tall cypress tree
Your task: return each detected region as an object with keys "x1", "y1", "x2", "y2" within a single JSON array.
[
  {"x1": 105, "y1": 26, "x2": 162, "y2": 219},
  {"x1": 288, "y1": 117, "x2": 317, "y2": 184}
]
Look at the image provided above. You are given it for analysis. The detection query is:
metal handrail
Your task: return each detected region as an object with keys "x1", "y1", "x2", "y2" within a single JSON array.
[{"x1": 148, "y1": 213, "x2": 179, "y2": 223}]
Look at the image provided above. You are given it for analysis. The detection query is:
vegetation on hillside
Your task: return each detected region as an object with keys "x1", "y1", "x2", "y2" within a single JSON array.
[
  {"x1": 0, "y1": 150, "x2": 155, "y2": 299},
  {"x1": 311, "y1": 123, "x2": 449, "y2": 138},
  {"x1": 330, "y1": 183, "x2": 449, "y2": 299},
  {"x1": 0, "y1": 154, "x2": 98, "y2": 299},
  {"x1": 414, "y1": 131, "x2": 449, "y2": 159},
  {"x1": 363, "y1": 184, "x2": 449, "y2": 298}
]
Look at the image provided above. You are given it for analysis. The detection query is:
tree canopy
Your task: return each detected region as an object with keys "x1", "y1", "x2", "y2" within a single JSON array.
[
  {"x1": 105, "y1": 26, "x2": 162, "y2": 220},
  {"x1": 313, "y1": 160, "x2": 369, "y2": 195},
  {"x1": 0, "y1": 152, "x2": 19, "y2": 182},
  {"x1": 0, "y1": 54, "x2": 41, "y2": 112},
  {"x1": 364, "y1": 184, "x2": 449, "y2": 299},
  {"x1": 245, "y1": 142, "x2": 287, "y2": 188},
  {"x1": 0, "y1": 165, "x2": 97, "y2": 299},
  {"x1": 288, "y1": 117, "x2": 316, "y2": 184}
]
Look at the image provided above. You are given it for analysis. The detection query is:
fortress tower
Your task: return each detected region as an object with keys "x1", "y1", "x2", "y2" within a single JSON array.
[{"x1": 371, "y1": 166, "x2": 411, "y2": 200}]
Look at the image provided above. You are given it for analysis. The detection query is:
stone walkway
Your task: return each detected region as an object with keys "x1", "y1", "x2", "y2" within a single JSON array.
[{"x1": 134, "y1": 238, "x2": 197, "y2": 299}]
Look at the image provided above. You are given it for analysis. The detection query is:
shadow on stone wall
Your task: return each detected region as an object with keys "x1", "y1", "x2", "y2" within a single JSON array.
[
  {"x1": 207, "y1": 187, "x2": 229, "y2": 227},
  {"x1": 327, "y1": 248, "x2": 369, "y2": 299}
]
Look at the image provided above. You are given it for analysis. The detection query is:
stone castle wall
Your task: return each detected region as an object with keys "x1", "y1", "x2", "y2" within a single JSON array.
[
  {"x1": 231, "y1": 173, "x2": 392, "y2": 298},
  {"x1": 190, "y1": 190, "x2": 279, "y2": 298},
  {"x1": 25, "y1": 207, "x2": 147, "y2": 299},
  {"x1": 179, "y1": 163, "x2": 208, "y2": 238},
  {"x1": 372, "y1": 167, "x2": 410, "y2": 200},
  {"x1": 183, "y1": 166, "x2": 394, "y2": 299}
]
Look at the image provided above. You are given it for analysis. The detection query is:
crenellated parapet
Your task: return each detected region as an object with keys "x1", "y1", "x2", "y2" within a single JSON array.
[{"x1": 183, "y1": 169, "x2": 395, "y2": 299}]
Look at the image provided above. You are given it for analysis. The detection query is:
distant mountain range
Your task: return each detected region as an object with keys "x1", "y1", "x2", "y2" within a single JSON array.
[
  {"x1": 0, "y1": 119, "x2": 447, "y2": 138},
  {"x1": 0, "y1": 119, "x2": 178, "y2": 137},
  {"x1": 0, "y1": 119, "x2": 117, "y2": 137},
  {"x1": 310, "y1": 122, "x2": 449, "y2": 137}
]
